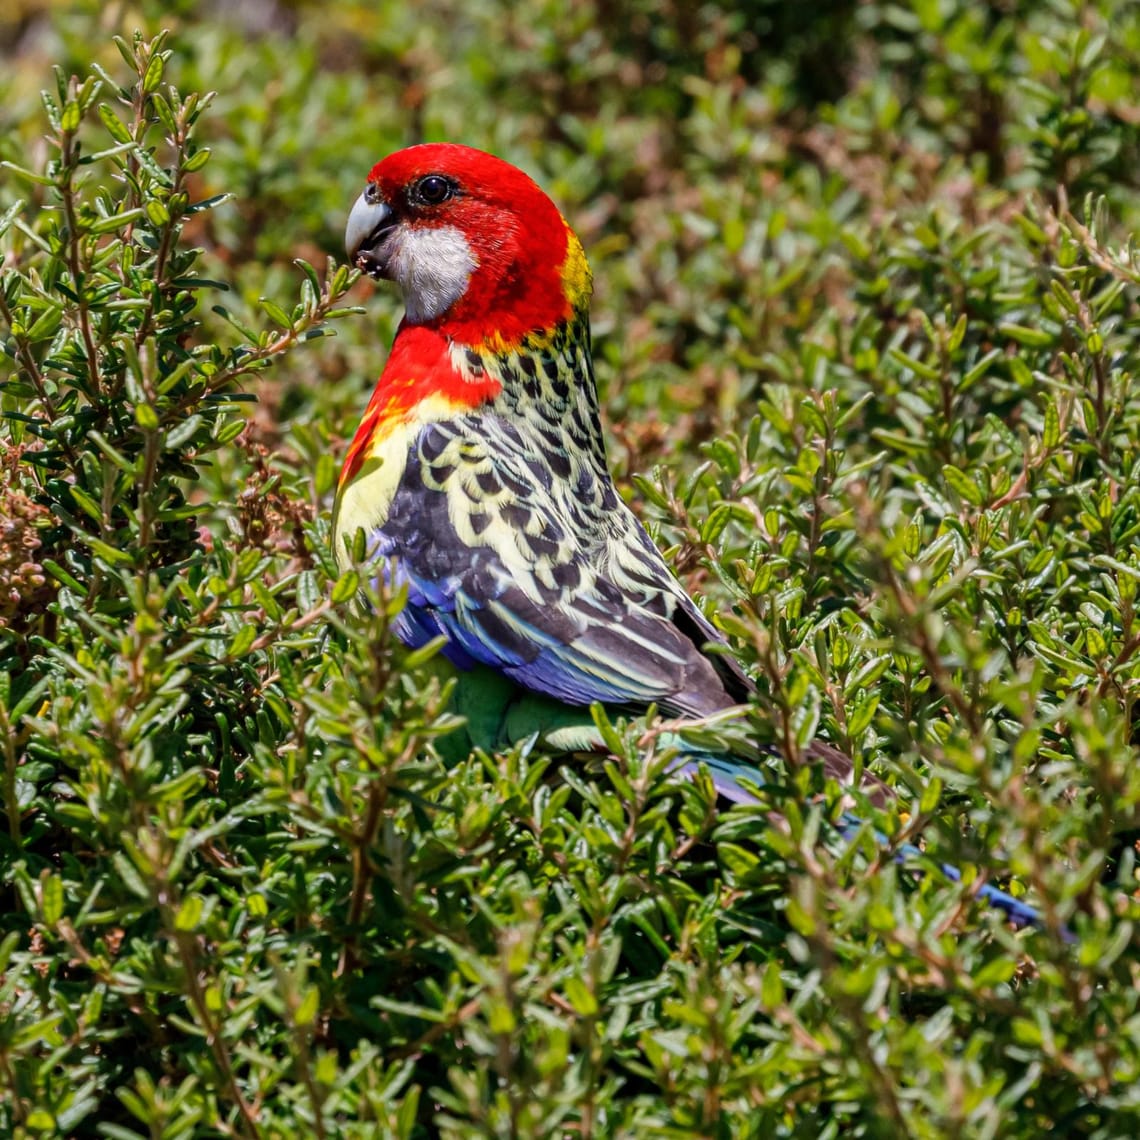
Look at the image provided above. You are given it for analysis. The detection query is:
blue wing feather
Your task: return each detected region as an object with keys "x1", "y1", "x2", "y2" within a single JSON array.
[{"x1": 370, "y1": 417, "x2": 745, "y2": 714}]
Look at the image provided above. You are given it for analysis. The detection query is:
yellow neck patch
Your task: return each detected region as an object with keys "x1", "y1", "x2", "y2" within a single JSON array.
[{"x1": 560, "y1": 224, "x2": 593, "y2": 315}]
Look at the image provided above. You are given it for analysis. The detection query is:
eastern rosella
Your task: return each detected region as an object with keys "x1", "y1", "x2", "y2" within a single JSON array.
[{"x1": 334, "y1": 143, "x2": 1042, "y2": 930}]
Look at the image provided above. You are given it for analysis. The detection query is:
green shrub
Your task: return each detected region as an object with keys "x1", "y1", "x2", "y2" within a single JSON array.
[{"x1": 2, "y1": 4, "x2": 1140, "y2": 1137}]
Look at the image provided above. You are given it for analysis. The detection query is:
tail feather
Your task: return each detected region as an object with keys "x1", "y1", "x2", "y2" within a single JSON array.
[
  {"x1": 834, "y1": 813, "x2": 1046, "y2": 930},
  {"x1": 675, "y1": 751, "x2": 1047, "y2": 932},
  {"x1": 454, "y1": 672, "x2": 1054, "y2": 934}
]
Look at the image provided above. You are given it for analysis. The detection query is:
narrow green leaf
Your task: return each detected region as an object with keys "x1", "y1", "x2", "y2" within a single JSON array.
[
  {"x1": 999, "y1": 323, "x2": 1056, "y2": 348},
  {"x1": 227, "y1": 624, "x2": 256, "y2": 658},
  {"x1": 39, "y1": 871, "x2": 63, "y2": 926},
  {"x1": 331, "y1": 570, "x2": 360, "y2": 605},
  {"x1": 183, "y1": 147, "x2": 211, "y2": 172},
  {"x1": 294, "y1": 985, "x2": 321, "y2": 1027},
  {"x1": 97, "y1": 103, "x2": 133, "y2": 143},
  {"x1": 142, "y1": 52, "x2": 165, "y2": 93},
  {"x1": 941, "y1": 465, "x2": 983, "y2": 506},
  {"x1": 1043, "y1": 401, "x2": 1060, "y2": 449},
  {"x1": 261, "y1": 298, "x2": 294, "y2": 328},
  {"x1": 174, "y1": 895, "x2": 203, "y2": 931},
  {"x1": 919, "y1": 776, "x2": 943, "y2": 816},
  {"x1": 564, "y1": 976, "x2": 599, "y2": 1017}
]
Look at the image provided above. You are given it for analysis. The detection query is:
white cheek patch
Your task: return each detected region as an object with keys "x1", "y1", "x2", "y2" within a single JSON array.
[{"x1": 388, "y1": 225, "x2": 478, "y2": 323}]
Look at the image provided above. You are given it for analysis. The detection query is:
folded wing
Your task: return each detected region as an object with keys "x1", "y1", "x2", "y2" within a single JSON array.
[{"x1": 370, "y1": 416, "x2": 752, "y2": 717}]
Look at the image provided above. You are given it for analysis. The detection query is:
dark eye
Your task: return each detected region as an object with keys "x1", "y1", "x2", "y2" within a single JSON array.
[{"x1": 414, "y1": 174, "x2": 455, "y2": 206}]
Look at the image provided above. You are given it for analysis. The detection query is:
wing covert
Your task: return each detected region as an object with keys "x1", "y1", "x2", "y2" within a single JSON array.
[{"x1": 372, "y1": 416, "x2": 749, "y2": 716}]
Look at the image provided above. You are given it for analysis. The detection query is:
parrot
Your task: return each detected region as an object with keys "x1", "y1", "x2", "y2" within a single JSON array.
[{"x1": 334, "y1": 142, "x2": 1043, "y2": 930}]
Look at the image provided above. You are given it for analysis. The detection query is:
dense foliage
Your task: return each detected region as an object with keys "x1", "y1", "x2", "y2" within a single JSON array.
[{"x1": 2, "y1": 1, "x2": 1140, "y2": 1135}]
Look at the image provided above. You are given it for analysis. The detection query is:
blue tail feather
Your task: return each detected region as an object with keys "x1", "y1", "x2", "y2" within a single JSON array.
[
  {"x1": 835, "y1": 812, "x2": 1045, "y2": 930},
  {"x1": 672, "y1": 751, "x2": 1050, "y2": 932}
]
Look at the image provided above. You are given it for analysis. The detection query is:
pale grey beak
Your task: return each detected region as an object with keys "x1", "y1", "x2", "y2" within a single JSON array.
[{"x1": 345, "y1": 190, "x2": 396, "y2": 277}]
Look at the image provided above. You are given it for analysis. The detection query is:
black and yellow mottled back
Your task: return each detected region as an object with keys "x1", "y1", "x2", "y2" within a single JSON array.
[{"x1": 364, "y1": 313, "x2": 753, "y2": 717}]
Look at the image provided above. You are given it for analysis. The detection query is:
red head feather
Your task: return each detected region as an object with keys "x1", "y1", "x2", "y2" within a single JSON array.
[
  {"x1": 353, "y1": 144, "x2": 591, "y2": 347},
  {"x1": 340, "y1": 144, "x2": 593, "y2": 487}
]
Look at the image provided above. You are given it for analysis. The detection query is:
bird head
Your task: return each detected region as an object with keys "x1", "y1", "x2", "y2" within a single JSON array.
[{"x1": 345, "y1": 143, "x2": 592, "y2": 348}]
